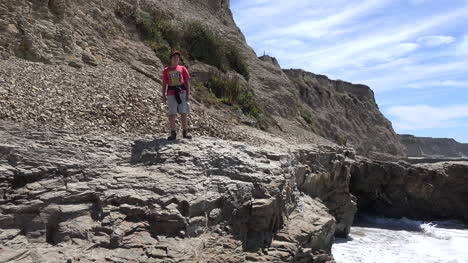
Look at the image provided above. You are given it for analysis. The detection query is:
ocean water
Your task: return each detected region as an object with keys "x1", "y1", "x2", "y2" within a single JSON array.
[{"x1": 333, "y1": 215, "x2": 468, "y2": 263}]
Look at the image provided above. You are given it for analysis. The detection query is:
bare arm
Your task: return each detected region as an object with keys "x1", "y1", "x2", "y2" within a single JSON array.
[{"x1": 161, "y1": 80, "x2": 167, "y2": 103}]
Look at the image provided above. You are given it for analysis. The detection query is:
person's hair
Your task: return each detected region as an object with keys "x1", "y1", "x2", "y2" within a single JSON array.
[{"x1": 170, "y1": 51, "x2": 181, "y2": 58}]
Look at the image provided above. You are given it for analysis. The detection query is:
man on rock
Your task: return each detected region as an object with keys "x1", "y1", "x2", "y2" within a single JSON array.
[{"x1": 161, "y1": 51, "x2": 192, "y2": 140}]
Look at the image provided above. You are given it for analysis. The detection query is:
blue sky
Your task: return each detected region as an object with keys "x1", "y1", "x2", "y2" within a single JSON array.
[{"x1": 231, "y1": 0, "x2": 468, "y2": 142}]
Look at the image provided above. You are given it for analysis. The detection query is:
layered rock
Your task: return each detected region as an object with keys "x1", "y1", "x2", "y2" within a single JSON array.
[
  {"x1": 284, "y1": 69, "x2": 405, "y2": 157},
  {"x1": 400, "y1": 134, "x2": 468, "y2": 158},
  {"x1": 0, "y1": 121, "x2": 356, "y2": 262},
  {"x1": 0, "y1": 0, "x2": 161, "y2": 66},
  {"x1": 350, "y1": 159, "x2": 468, "y2": 224},
  {"x1": 2, "y1": 1, "x2": 468, "y2": 262}
]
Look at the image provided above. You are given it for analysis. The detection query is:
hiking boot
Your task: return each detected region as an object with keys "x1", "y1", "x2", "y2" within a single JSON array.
[
  {"x1": 183, "y1": 130, "x2": 192, "y2": 139},
  {"x1": 167, "y1": 130, "x2": 177, "y2": 140}
]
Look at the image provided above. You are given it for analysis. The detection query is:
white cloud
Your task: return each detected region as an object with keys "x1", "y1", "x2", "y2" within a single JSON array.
[
  {"x1": 405, "y1": 80, "x2": 468, "y2": 89},
  {"x1": 417, "y1": 35, "x2": 456, "y2": 47},
  {"x1": 295, "y1": 6, "x2": 468, "y2": 73},
  {"x1": 386, "y1": 104, "x2": 468, "y2": 130},
  {"x1": 231, "y1": 0, "x2": 312, "y2": 29},
  {"x1": 359, "y1": 60, "x2": 468, "y2": 92},
  {"x1": 271, "y1": 0, "x2": 390, "y2": 39}
]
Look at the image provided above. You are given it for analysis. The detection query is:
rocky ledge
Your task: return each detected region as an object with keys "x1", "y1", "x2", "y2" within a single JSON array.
[{"x1": 0, "y1": 121, "x2": 356, "y2": 262}]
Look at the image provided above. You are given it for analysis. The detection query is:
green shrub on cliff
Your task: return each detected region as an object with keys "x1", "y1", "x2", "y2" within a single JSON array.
[
  {"x1": 299, "y1": 107, "x2": 319, "y2": 133},
  {"x1": 202, "y1": 74, "x2": 266, "y2": 129},
  {"x1": 181, "y1": 22, "x2": 225, "y2": 70},
  {"x1": 336, "y1": 134, "x2": 347, "y2": 146},
  {"x1": 205, "y1": 74, "x2": 256, "y2": 112},
  {"x1": 192, "y1": 81, "x2": 219, "y2": 107},
  {"x1": 132, "y1": 13, "x2": 249, "y2": 80},
  {"x1": 134, "y1": 13, "x2": 181, "y2": 66},
  {"x1": 181, "y1": 22, "x2": 249, "y2": 80},
  {"x1": 226, "y1": 48, "x2": 249, "y2": 81},
  {"x1": 334, "y1": 91, "x2": 347, "y2": 96}
]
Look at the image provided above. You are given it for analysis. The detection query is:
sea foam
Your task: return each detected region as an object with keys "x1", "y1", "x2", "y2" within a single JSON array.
[{"x1": 333, "y1": 215, "x2": 468, "y2": 263}]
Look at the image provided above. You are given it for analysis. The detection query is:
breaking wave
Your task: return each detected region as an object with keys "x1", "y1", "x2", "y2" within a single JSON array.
[{"x1": 333, "y1": 215, "x2": 468, "y2": 263}]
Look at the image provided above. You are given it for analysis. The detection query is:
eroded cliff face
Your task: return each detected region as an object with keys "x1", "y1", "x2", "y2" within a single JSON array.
[
  {"x1": 350, "y1": 159, "x2": 468, "y2": 224},
  {"x1": 0, "y1": 121, "x2": 355, "y2": 262},
  {"x1": 1, "y1": 1, "x2": 468, "y2": 262},
  {"x1": 0, "y1": 0, "x2": 406, "y2": 158},
  {"x1": 0, "y1": 0, "x2": 158, "y2": 65},
  {"x1": 400, "y1": 134, "x2": 468, "y2": 158},
  {"x1": 284, "y1": 69, "x2": 405, "y2": 157}
]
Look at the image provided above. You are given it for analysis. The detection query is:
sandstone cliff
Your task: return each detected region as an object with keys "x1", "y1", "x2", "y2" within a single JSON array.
[
  {"x1": 2, "y1": 1, "x2": 468, "y2": 262},
  {"x1": 283, "y1": 69, "x2": 405, "y2": 157},
  {"x1": 0, "y1": 0, "x2": 405, "y2": 158},
  {"x1": 400, "y1": 134, "x2": 468, "y2": 158}
]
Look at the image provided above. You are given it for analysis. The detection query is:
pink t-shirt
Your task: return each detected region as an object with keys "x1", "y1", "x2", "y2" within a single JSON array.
[{"x1": 162, "y1": 65, "x2": 190, "y2": 96}]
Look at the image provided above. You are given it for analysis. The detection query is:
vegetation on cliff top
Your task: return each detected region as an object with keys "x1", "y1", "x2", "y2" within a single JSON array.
[
  {"x1": 131, "y1": 12, "x2": 249, "y2": 80},
  {"x1": 194, "y1": 74, "x2": 268, "y2": 130}
]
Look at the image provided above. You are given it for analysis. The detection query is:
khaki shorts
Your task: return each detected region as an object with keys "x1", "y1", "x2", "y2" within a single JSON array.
[{"x1": 167, "y1": 93, "x2": 190, "y2": 115}]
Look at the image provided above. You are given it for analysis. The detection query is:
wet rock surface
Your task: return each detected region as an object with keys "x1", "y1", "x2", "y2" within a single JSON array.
[{"x1": 0, "y1": 121, "x2": 355, "y2": 262}]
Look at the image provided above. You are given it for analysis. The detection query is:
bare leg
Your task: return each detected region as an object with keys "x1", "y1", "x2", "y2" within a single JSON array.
[
  {"x1": 167, "y1": 114, "x2": 177, "y2": 140},
  {"x1": 180, "y1": 113, "x2": 192, "y2": 138},
  {"x1": 169, "y1": 114, "x2": 177, "y2": 131},
  {"x1": 181, "y1": 113, "x2": 188, "y2": 131}
]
